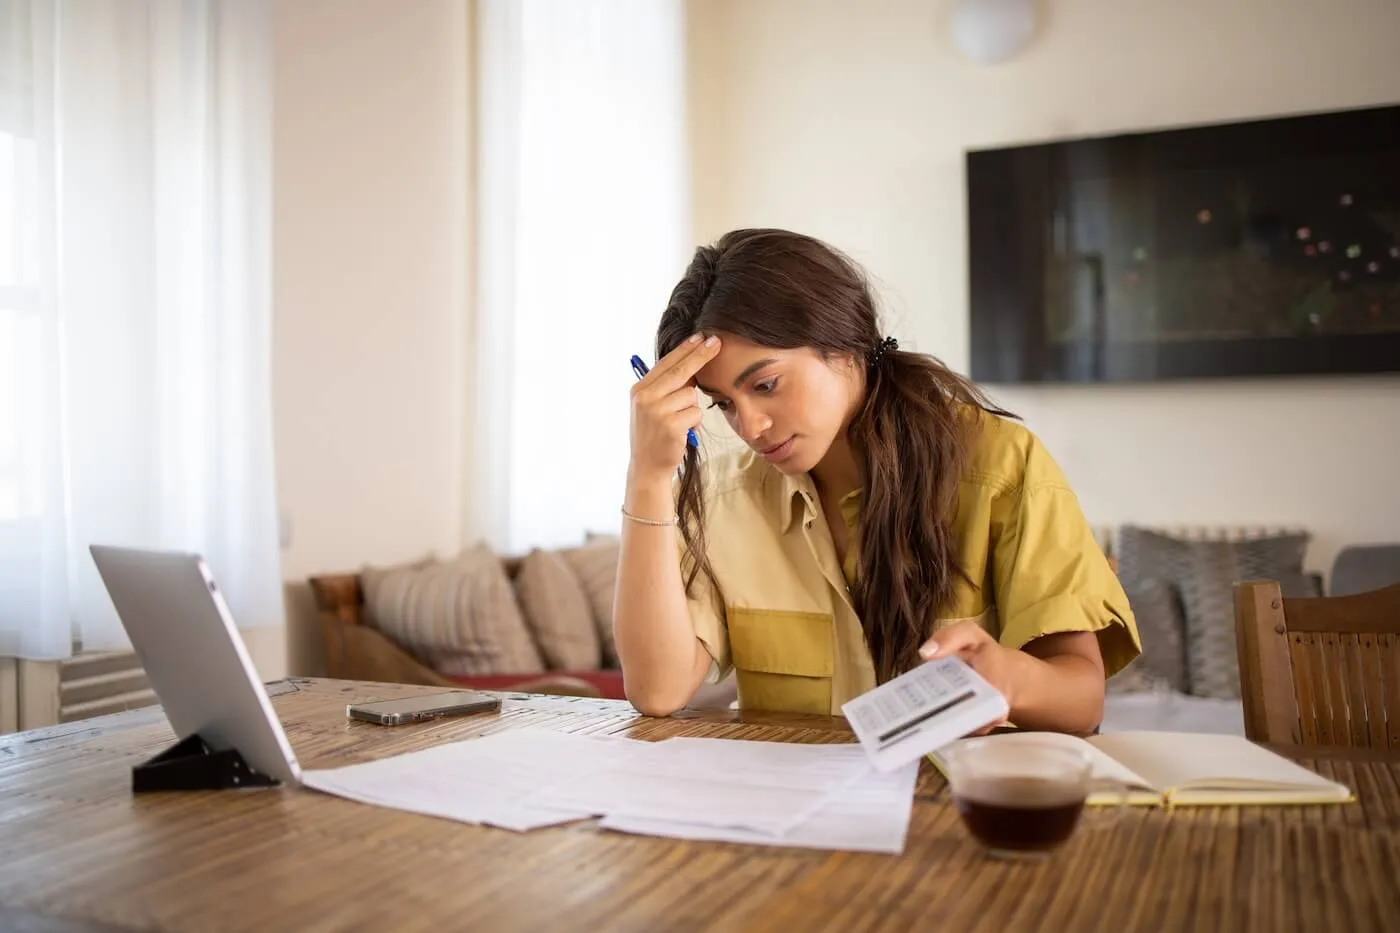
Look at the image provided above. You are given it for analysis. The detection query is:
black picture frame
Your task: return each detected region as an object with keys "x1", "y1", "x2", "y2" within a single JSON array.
[{"x1": 966, "y1": 104, "x2": 1400, "y2": 384}]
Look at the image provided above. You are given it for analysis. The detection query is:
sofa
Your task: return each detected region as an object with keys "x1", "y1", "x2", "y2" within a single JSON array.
[
  {"x1": 309, "y1": 523, "x2": 1345, "y2": 731},
  {"x1": 308, "y1": 568, "x2": 619, "y2": 698},
  {"x1": 308, "y1": 537, "x2": 740, "y2": 708}
]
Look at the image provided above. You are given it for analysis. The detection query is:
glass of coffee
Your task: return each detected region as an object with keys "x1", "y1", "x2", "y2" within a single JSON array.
[{"x1": 941, "y1": 735, "x2": 1123, "y2": 859}]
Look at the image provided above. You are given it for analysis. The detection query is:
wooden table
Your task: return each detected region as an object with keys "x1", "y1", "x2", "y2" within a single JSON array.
[{"x1": 2, "y1": 678, "x2": 1398, "y2": 933}]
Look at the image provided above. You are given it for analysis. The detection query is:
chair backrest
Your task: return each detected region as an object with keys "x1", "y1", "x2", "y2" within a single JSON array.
[
  {"x1": 1331, "y1": 544, "x2": 1400, "y2": 597},
  {"x1": 1234, "y1": 580, "x2": 1400, "y2": 748}
]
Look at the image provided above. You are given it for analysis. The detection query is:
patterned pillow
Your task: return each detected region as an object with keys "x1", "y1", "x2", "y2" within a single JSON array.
[
  {"x1": 513, "y1": 548, "x2": 602, "y2": 670},
  {"x1": 1117, "y1": 527, "x2": 1310, "y2": 699},
  {"x1": 361, "y1": 544, "x2": 545, "y2": 677},
  {"x1": 562, "y1": 536, "x2": 621, "y2": 667},
  {"x1": 1107, "y1": 577, "x2": 1186, "y2": 694},
  {"x1": 1114, "y1": 526, "x2": 1188, "y2": 596}
]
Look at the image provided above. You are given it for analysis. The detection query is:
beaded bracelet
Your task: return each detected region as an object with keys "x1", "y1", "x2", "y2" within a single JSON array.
[{"x1": 620, "y1": 506, "x2": 678, "y2": 527}]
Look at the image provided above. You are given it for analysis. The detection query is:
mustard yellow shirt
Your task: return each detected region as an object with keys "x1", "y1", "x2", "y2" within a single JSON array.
[{"x1": 682, "y1": 411, "x2": 1141, "y2": 716}]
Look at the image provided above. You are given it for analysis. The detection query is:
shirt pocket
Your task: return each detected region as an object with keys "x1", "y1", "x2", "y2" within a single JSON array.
[{"x1": 727, "y1": 608, "x2": 834, "y2": 715}]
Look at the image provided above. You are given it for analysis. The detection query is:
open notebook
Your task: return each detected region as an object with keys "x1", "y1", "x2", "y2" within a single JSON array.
[{"x1": 928, "y1": 731, "x2": 1354, "y2": 807}]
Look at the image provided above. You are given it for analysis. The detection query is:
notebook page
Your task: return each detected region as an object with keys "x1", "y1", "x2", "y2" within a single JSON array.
[{"x1": 1088, "y1": 732, "x2": 1350, "y2": 797}]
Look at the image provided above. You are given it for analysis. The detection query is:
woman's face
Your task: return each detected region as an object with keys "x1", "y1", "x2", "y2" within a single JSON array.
[{"x1": 693, "y1": 332, "x2": 864, "y2": 474}]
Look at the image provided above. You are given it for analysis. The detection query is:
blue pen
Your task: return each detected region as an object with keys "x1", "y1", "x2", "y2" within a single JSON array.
[{"x1": 631, "y1": 354, "x2": 699, "y2": 449}]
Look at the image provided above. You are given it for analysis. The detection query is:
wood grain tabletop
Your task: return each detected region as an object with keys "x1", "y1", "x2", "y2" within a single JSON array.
[{"x1": 2, "y1": 678, "x2": 1398, "y2": 933}]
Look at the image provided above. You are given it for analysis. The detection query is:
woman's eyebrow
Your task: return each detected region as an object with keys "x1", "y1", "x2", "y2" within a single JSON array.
[
  {"x1": 696, "y1": 358, "x2": 779, "y2": 396},
  {"x1": 732, "y1": 358, "x2": 778, "y2": 387}
]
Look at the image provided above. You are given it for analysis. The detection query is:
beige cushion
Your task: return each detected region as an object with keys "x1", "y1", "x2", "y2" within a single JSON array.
[
  {"x1": 562, "y1": 536, "x2": 621, "y2": 666},
  {"x1": 361, "y1": 544, "x2": 545, "y2": 677},
  {"x1": 513, "y1": 548, "x2": 601, "y2": 670}
]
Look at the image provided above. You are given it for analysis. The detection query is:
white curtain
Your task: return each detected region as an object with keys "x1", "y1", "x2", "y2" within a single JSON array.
[
  {"x1": 0, "y1": 0, "x2": 281, "y2": 659},
  {"x1": 473, "y1": 0, "x2": 691, "y2": 555}
]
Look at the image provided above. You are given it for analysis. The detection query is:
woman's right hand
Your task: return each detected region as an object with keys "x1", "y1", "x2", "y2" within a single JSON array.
[{"x1": 628, "y1": 333, "x2": 721, "y2": 486}]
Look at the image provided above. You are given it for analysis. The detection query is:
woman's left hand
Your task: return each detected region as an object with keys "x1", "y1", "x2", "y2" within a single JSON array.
[{"x1": 918, "y1": 622, "x2": 1021, "y2": 713}]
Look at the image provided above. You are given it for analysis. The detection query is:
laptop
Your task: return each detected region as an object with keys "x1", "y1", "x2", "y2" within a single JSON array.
[{"x1": 89, "y1": 544, "x2": 303, "y2": 786}]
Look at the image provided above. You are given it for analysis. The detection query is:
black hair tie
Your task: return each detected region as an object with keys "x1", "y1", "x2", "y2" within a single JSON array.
[{"x1": 869, "y1": 336, "x2": 899, "y2": 368}]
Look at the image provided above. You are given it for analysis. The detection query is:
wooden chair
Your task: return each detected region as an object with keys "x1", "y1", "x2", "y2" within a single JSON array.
[{"x1": 1234, "y1": 580, "x2": 1400, "y2": 748}]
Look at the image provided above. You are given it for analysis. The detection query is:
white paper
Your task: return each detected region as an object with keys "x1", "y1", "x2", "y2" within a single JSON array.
[
  {"x1": 600, "y1": 761, "x2": 920, "y2": 854},
  {"x1": 522, "y1": 737, "x2": 873, "y2": 835},
  {"x1": 301, "y1": 727, "x2": 645, "y2": 831},
  {"x1": 842, "y1": 657, "x2": 1009, "y2": 772},
  {"x1": 301, "y1": 729, "x2": 919, "y2": 852}
]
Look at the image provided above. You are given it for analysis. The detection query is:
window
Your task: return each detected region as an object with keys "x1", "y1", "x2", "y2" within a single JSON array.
[{"x1": 0, "y1": 128, "x2": 39, "y2": 521}]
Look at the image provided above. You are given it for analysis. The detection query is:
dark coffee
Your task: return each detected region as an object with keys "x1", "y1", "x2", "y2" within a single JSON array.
[{"x1": 952, "y1": 776, "x2": 1086, "y2": 853}]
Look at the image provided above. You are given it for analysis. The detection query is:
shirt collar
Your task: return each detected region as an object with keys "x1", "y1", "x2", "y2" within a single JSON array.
[
  {"x1": 766, "y1": 467, "x2": 863, "y2": 535},
  {"x1": 766, "y1": 466, "x2": 817, "y2": 535}
]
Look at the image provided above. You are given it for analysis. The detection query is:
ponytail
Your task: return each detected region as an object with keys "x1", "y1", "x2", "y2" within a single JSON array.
[{"x1": 847, "y1": 348, "x2": 1014, "y2": 683}]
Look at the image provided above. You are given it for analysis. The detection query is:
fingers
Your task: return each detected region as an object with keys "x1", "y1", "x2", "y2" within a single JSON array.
[
  {"x1": 646, "y1": 335, "x2": 721, "y2": 396},
  {"x1": 918, "y1": 622, "x2": 986, "y2": 660},
  {"x1": 918, "y1": 638, "x2": 946, "y2": 660},
  {"x1": 659, "y1": 384, "x2": 702, "y2": 414},
  {"x1": 652, "y1": 332, "x2": 706, "y2": 374},
  {"x1": 661, "y1": 386, "x2": 702, "y2": 439},
  {"x1": 666, "y1": 406, "x2": 703, "y2": 437}
]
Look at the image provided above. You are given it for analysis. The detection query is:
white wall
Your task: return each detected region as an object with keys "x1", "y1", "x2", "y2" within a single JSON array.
[
  {"x1": 270, "y1": 0, "x2": 471, "y2": 676},
  {"x1": 687, "y1": 0, "x2": 1400, "y2": 578}
]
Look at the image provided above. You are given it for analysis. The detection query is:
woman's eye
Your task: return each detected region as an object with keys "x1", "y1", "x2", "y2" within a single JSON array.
[
  {"x1": 754, "y1": 378, "x2": 779, "y2": 395},
  {"x1": 708, "y1": 398, "x2": 732, "y2": 412}
]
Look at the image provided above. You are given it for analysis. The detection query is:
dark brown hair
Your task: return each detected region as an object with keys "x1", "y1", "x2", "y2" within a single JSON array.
[{"x1": 657, "y1": 228, "x2": 1015, "y2": 683}]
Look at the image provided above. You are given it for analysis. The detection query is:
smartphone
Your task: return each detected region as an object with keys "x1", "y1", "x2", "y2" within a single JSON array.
[{"x1": 346, "y1": 690, "x2": 501, "y2": 726}]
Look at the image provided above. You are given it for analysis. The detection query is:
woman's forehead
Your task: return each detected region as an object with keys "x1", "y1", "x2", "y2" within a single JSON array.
[
  {"x1": 707, "y1": 332, "x2": 770, "y2": 361},
  {"x1": 695, "y1": 337, "x2": 809, "y2": 391}
]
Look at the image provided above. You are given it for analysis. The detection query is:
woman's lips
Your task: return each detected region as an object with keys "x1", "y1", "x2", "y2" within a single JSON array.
[{"x1": 760, "y1": 436, "x2": 796, "y2": 463}]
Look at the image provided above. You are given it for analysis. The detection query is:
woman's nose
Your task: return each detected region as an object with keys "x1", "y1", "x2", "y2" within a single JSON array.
[{"x1": 736, "y1": 405, "x2": 771, "y2": 443}]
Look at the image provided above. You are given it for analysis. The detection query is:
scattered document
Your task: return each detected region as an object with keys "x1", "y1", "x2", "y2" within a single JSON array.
[
  {"x1": 600, "y1": 760, "x2": 919, "y2": 854},
  {"x1": 301, "y1": 728, "x2": 920, "y2": 853},
  {"x1": 524, "y1": 737, "x2": 873, "y2": 835},
  {"x1": 303, "y1": 728, "x2": 645, "y2": 831}
]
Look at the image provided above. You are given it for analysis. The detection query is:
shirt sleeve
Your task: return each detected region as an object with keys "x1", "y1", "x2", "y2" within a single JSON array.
[
  {"x1": 992, "y1": 442, "x2": 1142, "y2": 677},
  {"x1": 677, "y1": 530, "x2": 731, "y2": 683}
]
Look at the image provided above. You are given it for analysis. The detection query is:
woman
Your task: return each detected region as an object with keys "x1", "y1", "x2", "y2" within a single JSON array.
[{"x1": 615, "y1": 228, "x2": 1139, "y2": 735}]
